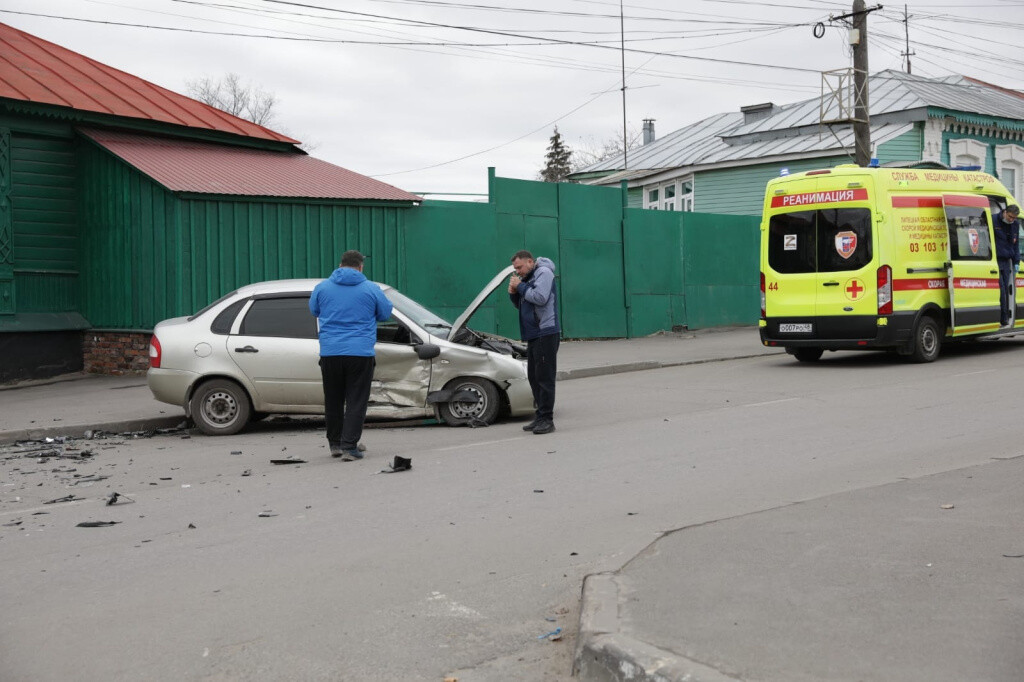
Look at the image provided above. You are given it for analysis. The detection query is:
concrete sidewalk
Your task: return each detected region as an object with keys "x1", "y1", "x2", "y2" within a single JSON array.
[
  {"x1": 575, "y1": 456, "x2": 1024, "y2": 682},
  {"x1": 0, "y1": 326, "x2": 775, "y2": 444}
]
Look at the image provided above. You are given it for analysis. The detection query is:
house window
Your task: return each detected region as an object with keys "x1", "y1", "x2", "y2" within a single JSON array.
[
  {"x1": 948, "y1": 138, "x2": 988, "y2": 170},
  {"x1": 680, "y1": 181, "x2": 694, "y2": 212},
  {"x1": 995, "y1": 144, "x2": 1024, "y2": 201},
  {"x1": 663, "y1": 184, "x2": 676, "y2": 211}
]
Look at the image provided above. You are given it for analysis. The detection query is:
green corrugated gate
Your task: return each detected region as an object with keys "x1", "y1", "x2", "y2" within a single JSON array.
[{"x1": 401, "y1": 171, "x2": 760, "y2": 339}]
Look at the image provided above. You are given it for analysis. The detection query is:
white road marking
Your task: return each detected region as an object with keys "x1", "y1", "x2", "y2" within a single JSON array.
[
  {"x1": 952, "y1": 369, "x2": 996, "y2": 377},
  {"x1": 434, "y1": 437, "x2": 526, "y2": 452},
  {"x1": 744, "y1": 398, "x2": 800, "y2": 408}
]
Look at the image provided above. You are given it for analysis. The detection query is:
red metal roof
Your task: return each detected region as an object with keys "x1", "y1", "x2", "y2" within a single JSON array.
[
  {"x1": 0, "y1": 22, "x2": 299, "y2": 144},
  {"x1": 80, "y1": 129, "x2": 421, "y2": 202}
]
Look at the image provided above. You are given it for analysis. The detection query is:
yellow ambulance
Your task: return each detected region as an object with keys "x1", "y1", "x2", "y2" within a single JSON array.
[{"x1": 759, "y1": 165, "x2": 1020, "y2": 362}]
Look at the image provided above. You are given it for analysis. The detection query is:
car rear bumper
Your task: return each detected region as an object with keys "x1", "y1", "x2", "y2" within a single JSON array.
[
  {"x1": 147, "y1": 368, "x2": 199, "y2": 409},
  {"x1": 760, "y1": 313, "x2": 919, "y2": 350}
]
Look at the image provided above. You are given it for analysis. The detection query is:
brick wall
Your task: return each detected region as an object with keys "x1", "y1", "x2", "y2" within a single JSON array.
[{"x1": 83, "y1": 331, "x2": 151, "y2": 375}]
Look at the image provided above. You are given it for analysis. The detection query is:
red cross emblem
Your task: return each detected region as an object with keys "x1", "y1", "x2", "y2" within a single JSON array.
[{"x1": 845, "y1": 278, "x2": 865, "y2": 301}]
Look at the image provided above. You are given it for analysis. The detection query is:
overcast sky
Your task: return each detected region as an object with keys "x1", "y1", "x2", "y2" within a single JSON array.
[{"x1": 3, "y1": 0, "x2": 1022, "y2": 197}]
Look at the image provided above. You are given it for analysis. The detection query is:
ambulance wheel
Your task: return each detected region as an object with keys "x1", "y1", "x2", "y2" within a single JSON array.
[
  {"x1": 909, "y1": 316, "x2": 941, "y2": 363},
  {"x1": 792, "y1": 348, "x2": 823, "y2": 363}
]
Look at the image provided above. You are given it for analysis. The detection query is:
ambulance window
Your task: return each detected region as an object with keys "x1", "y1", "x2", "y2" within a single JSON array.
[
  {"x1": 767, "y1": 211, "x2": 816, "y2": 273},
  {"x1": 817, "y1": 208, "x2": 872, "y2": 272},
  {"x1": 946, "y1": 207, "x2": 992, "y2": 261}
]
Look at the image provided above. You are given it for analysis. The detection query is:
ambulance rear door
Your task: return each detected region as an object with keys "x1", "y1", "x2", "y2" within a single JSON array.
[
  {"x1": 812, "y1": 204, "x2": 875, "y2": 320},
  {"x1": 943, "y1": 194, "x2": 999, "y2": 335}
]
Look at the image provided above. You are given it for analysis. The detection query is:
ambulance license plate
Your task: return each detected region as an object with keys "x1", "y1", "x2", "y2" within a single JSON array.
[{"x1": 779, "y1": 323, "x2": 813, "y2": 333}]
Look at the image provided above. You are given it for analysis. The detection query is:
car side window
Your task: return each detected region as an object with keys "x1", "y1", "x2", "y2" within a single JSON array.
[
  {"x1": 239, "y1": 297, "x2": 318, "y2": 339},
  {"x1": 377, "y1": 316, "x2": 415, "y2": 345},
  {"x1": 210, "y1": 299, "x2": 248, "y2": 335}
]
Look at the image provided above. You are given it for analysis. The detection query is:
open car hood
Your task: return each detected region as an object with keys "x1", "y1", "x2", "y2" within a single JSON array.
[{"x1": 447, "y1": 265, "x2": 515, "y2": 341}]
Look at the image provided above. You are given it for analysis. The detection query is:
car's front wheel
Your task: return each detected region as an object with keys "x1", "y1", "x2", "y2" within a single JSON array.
[
  {"x1": 438, "y1": 377, "x2": 500, "y2": 426},
  {"x1": 190, "y1": 378, "x2": 252, "y2": 435}
]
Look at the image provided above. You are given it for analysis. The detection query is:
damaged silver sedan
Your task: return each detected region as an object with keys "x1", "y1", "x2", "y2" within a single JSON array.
[{"x1": 147, "y1": 267, "x2": 533, "y2": 435}]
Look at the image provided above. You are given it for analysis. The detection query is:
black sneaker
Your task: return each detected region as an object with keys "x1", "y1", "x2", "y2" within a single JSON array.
[
  {"x1": 522, "y1": 420, "x2": 538, "y2": 431},
  {"x1": 340, "y1": 449, "x2": 364, "y2": 462},
  {"x1": 330, "y1": 445, "x2": 345, "y2": 458},
  {"x1": 532, "y1": 420, "x2": 555, "y2": 435}
]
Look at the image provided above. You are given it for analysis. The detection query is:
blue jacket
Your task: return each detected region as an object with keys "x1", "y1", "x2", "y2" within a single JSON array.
[
  {"x1": 309, "y1": 268, "x2": 393, "y2": 357},
  {"x1": 509, "y1": 257, "x2": 560, "y2": 341},
  {"x1": 993, "y1": 210, "x2": 1021, "y2": 266}
]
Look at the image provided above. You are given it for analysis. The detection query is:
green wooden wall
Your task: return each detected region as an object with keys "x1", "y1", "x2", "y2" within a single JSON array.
[
  {"x1": 876, "y1": 125, "x2": 923, "y2": 165},
  {"x1": 694, "y1": 155, "x2": 848, "y2": 216},
  {"x1": 77, "y1": 139, "x2": 408, "y2": 330}
]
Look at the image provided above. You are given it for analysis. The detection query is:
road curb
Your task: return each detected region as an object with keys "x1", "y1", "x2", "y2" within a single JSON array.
[
  {"x1": 0, "y1": 416, "x2": 186, "y2": 445},
  {"x1": 557, "y1": 351, "x2": 784, "y2": 381},
  {"x1": 574, "y1": 573, "x2": 738, "y2": 682}
]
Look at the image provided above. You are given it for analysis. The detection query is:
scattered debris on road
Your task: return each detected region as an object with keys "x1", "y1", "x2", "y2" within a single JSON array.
[
  {"x1": 76, "y1": 521, "x2": 120, "y2": 527},
  {"x1": 270, "y1": 459, "x2": 306, "y2": 465},
  {"x1": 379, "y1": 456, "x2": 412, "y2": 473}
]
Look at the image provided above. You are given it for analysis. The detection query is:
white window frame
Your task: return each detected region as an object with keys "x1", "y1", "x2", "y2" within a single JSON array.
[
  {"x1": 643, "y1": 176, "x2": 695, "y2": 212},
  {"x1": 995, "y1": 143, "x2": 1024, "y2": 201},
  {"x1": 947, "y1": 138, "x2": 988, "y2": 169}
]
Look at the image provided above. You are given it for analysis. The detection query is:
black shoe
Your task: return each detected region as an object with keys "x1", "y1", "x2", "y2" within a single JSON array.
[
  {"x1": 532, "y1": 420, "x2": 555, "y2": 435},
  {"x1": 522, "y1": 420, "x2": 538, "y2": 431},
  {"x1": 330, "y1": 444, "x2": 345, "y2": 458}
]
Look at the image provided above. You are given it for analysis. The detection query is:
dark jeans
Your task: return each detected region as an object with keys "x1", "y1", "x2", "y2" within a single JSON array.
[
  {"x1": 999, "y1": 259, "x2": 1015, "y2": 322},
  {"x1": 319, "y1": 355, "x2": 375, "y2": 449},
  {"x1": 527, "y1": 334, "x2": 559, "y2": 421}
]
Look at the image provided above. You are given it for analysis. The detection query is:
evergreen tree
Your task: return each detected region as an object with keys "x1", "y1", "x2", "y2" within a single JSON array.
[{"x1": 540, "y1": 127, "x2": 573, "y2": 183}]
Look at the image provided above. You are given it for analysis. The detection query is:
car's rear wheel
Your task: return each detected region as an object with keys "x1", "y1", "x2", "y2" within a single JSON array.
[
  {"x1": 190, "y1": 379, "x2": 252, "y2": 435},
  {"x1": 438, "y1": 377, "x2": 500, "y2": 426}
]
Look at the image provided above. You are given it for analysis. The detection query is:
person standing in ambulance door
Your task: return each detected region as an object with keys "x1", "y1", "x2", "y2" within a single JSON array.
[
  {"x1": 994, "y1": 204, "x2": 1021, "y2": 327},
  {"x1": 508, "y1": 250, "x2": 560, "y2": 435}
]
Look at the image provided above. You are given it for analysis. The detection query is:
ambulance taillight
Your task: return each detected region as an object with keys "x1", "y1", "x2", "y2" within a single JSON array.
[
  {"x1": 877, "y1": 265, "x2": 893, "y2": 315},
  {"x1": 760, "y1": 272, "x2": 766, "y2": 318}
]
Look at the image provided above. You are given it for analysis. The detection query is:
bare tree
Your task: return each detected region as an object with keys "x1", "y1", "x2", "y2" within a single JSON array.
[
  {"x1": 570, "y1": 126, "x2": 644, "y2": 173},
  {"x1": 186, "y1": 73, "x2": 279, "y2": 128},
  {"x1": 185, "y1": 73, "x2": 318, "y2": 151}
]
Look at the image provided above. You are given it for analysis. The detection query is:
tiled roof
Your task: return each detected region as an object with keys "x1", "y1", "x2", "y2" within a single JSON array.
[
  {"x1": 80, "y1": 129, "x2": 421, "y2": 202},
  {"x1": 0, "y1": 21, "x2": 298, "y2": 144}
]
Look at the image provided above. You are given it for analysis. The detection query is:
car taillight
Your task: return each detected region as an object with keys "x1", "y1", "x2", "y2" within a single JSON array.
[
  {"x1": 760, "y1": 271, "x2": 766, "y2": 318},
  {"x1": 877, "y1": 265, "x2": 893, "y2": 315},
  {"x1": 149, "y1": 335, "x2": 162, "y2": 368}
]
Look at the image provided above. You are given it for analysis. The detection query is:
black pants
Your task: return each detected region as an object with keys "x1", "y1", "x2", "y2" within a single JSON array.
[
  {"x1": 999, "y1": 258, "x2": 1014, "y2": 323},
  {"x1": 320, "y1": 355, "x2": 375, "y2": 449},
  {"x1": 527, "y1": 334, "x2": 559, "y2": 421}
]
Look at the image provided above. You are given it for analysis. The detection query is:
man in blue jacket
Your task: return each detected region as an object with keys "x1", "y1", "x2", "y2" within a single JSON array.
[
  {"x1": 994, "y1": 204, "x2": 1021, "y2": 327},
  {"x1": 508, "y1": 250, "x2": 560, "y2": 435},
  {"x1": 310, "y1": 250, "x2": 393, "y2": 460}
]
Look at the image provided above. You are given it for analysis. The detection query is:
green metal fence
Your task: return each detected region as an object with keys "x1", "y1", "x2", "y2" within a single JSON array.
[{"x1": 401, "y1": 170, "x2": 760, "y2": 338}]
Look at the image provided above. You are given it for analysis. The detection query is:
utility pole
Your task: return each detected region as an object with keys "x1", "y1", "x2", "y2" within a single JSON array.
[
  {"x1": 619, "y1": 0, "x2": 628, "y2": 170},
  {"x1": 901, "y1": 4, "x2": 915, "y2": 74},
  {"x1": 852, "y1": 0, "x2": 871, "y2": 166}
]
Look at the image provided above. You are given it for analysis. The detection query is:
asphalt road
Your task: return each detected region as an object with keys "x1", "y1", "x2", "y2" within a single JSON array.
[{"x1": 3, "y1": 341, "x2": 1024, "y2": 681}]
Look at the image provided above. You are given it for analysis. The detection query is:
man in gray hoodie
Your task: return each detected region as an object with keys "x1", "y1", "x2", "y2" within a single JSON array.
[{"x1": 508, "y1": 250, "x2": 560, "y2": 434}]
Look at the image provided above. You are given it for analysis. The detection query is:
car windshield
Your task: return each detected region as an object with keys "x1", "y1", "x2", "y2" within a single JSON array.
[{"x1": 384, "y1": 289, "x2": 452, "y2": 332}]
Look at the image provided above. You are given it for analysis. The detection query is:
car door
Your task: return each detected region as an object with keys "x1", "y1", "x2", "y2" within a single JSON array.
[
  {"x1": 370, "y1": 312, "x2": 431, "y2": 408},
  {"x1": 227, "y1": 295, "x2": 322, "y2": 409},
  {"x1": 943, "y1": 195, "x2": 999, "y2": 335}
]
